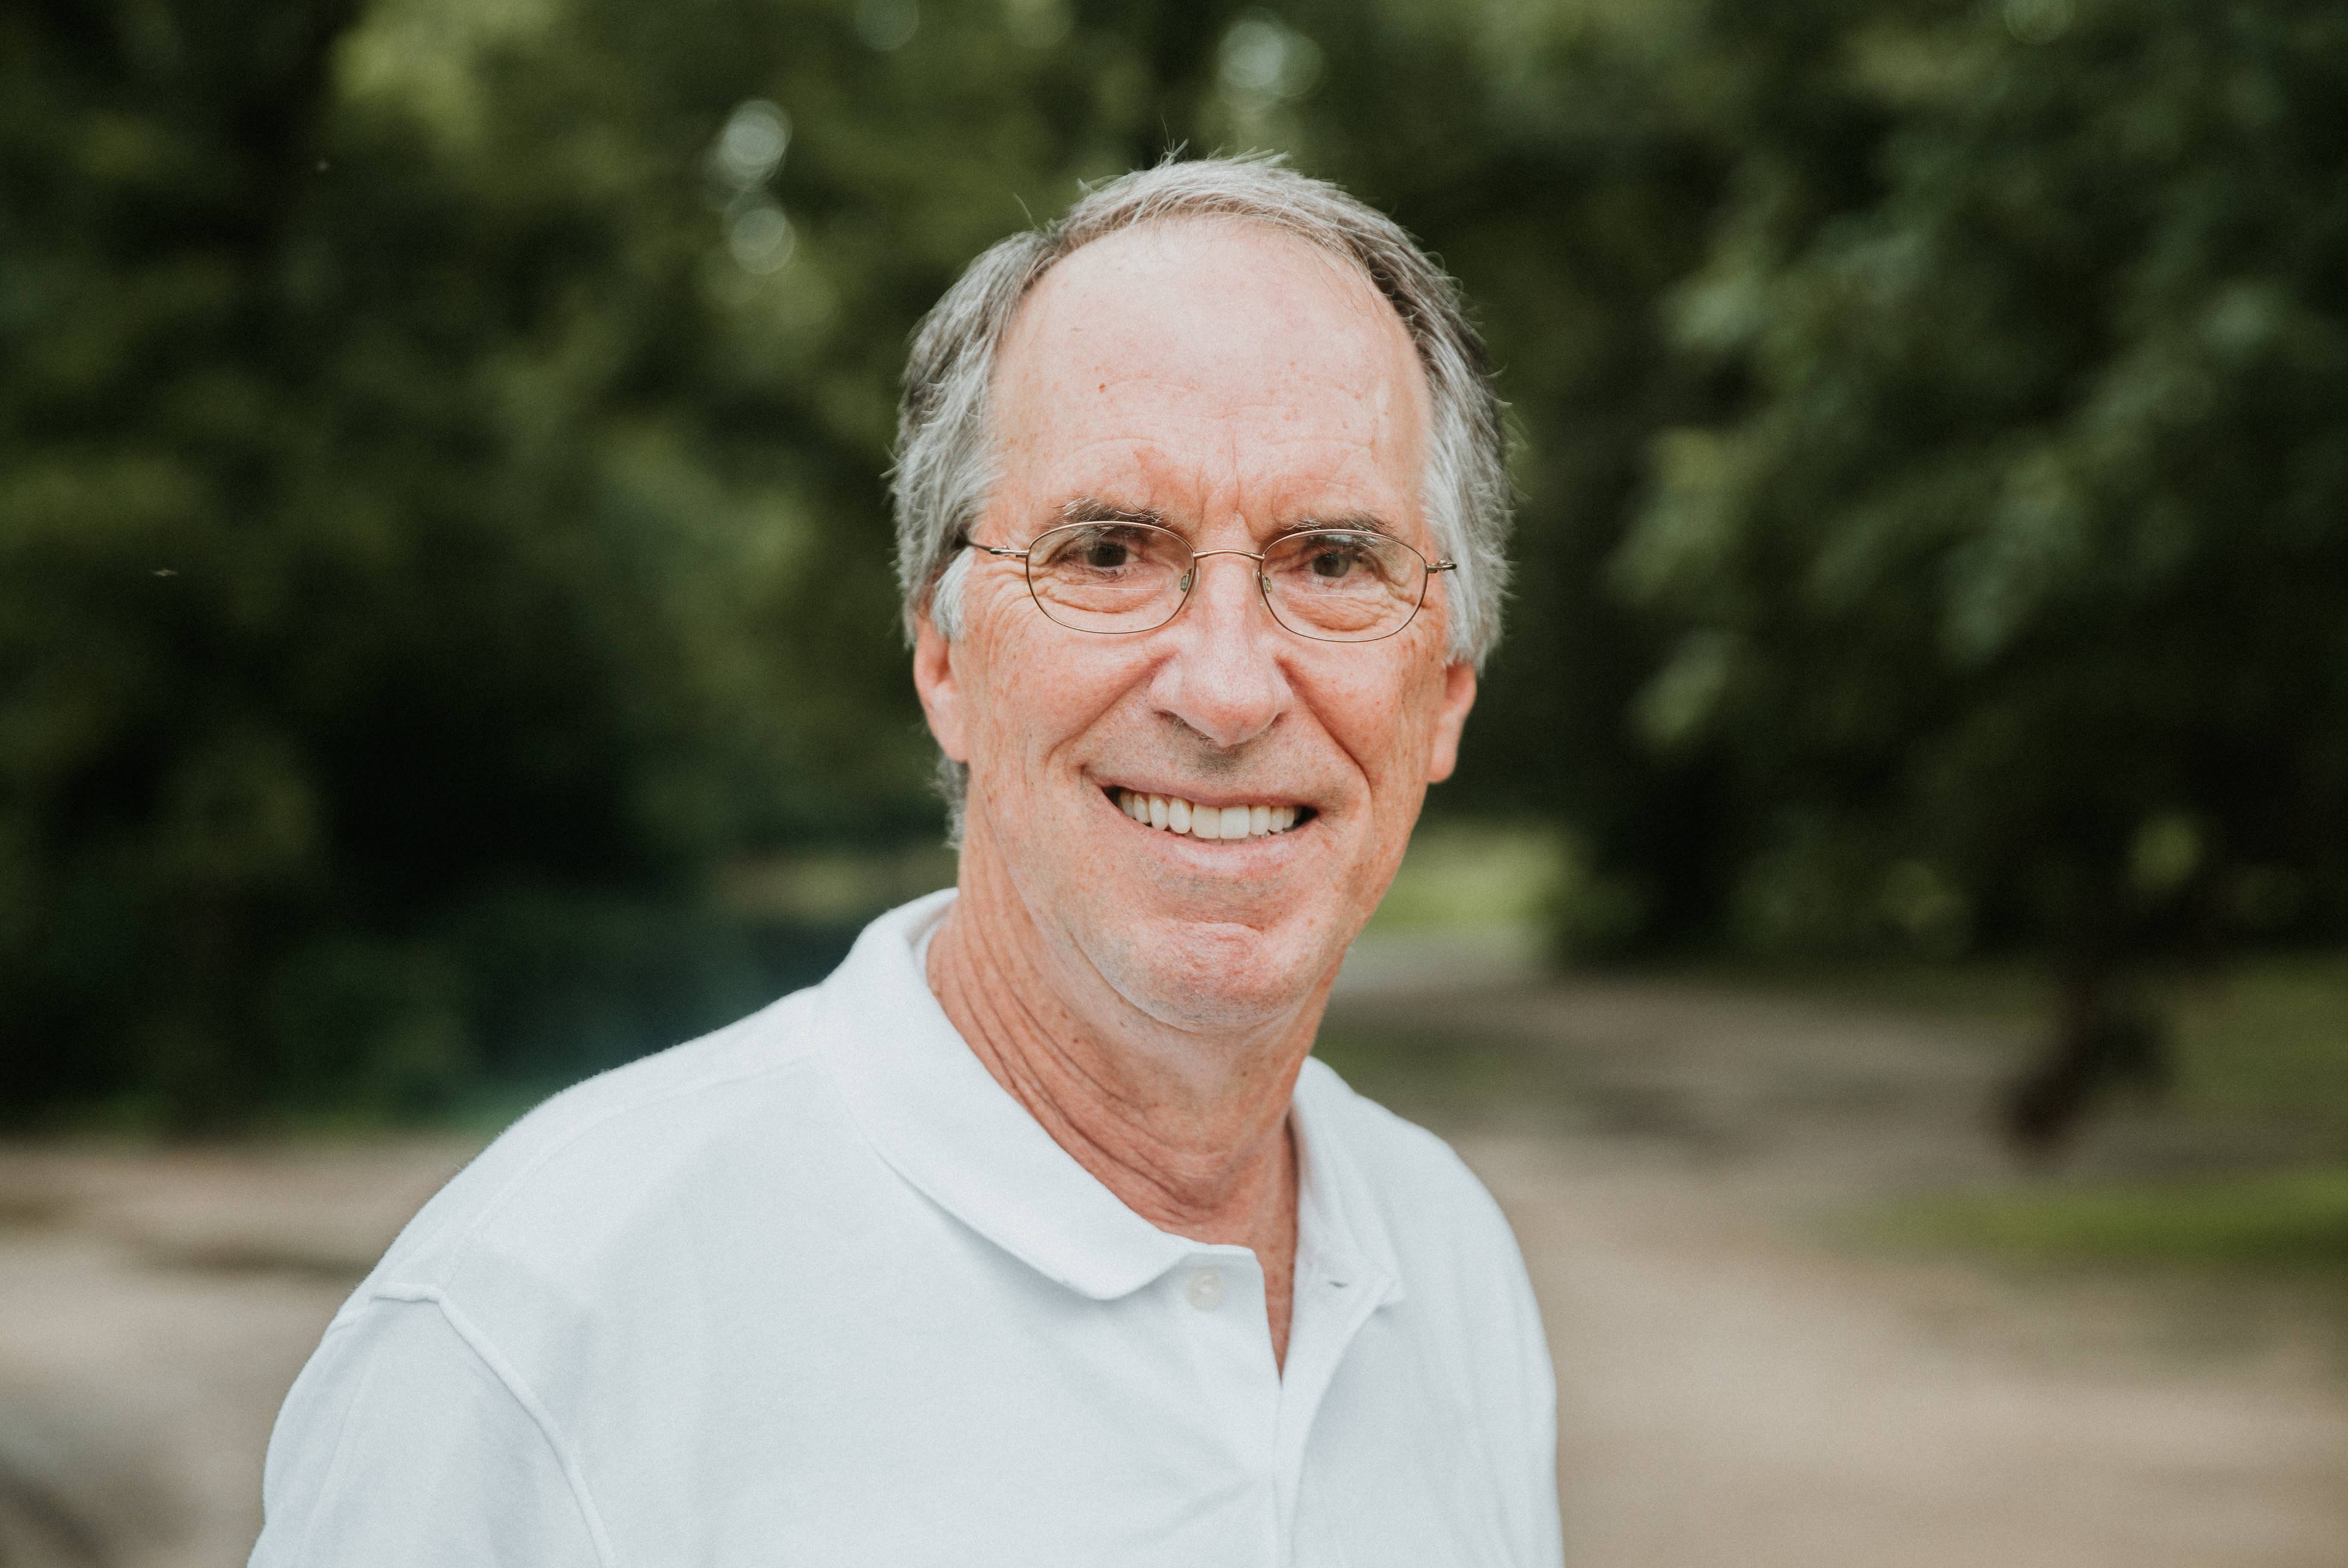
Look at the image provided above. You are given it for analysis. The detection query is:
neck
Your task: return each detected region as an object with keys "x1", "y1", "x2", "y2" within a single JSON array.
[{"x1": 924, "y1": 855, "x2": 1322, "y2": 1365}]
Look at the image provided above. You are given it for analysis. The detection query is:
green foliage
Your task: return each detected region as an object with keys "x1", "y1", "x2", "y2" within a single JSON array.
[
  {"x1": 4, "y1": 0, "x2": 1729, "y2": 1121},
  {"x1": 8, "y1": 0, "x2": 2344, "y2": 1125},
  {"x1": 0, "y1": 0, "x2": 967, "y2": 1120},
  {"x1": 1619, "y1": 0, "x2": 2348, "y2": 967},
  {"x1": 1300, "y1": 0, "x2": 1746, "y2": 948}
]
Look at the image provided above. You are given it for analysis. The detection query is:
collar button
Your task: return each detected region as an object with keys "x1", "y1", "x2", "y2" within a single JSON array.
[{"x1": 1185, "y1": 1267, "x2": 1227, "y2": 1311}]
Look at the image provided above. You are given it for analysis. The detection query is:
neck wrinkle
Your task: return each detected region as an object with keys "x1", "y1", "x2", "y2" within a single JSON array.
[{"x1": 924, "y1": 872, "x2": 1307, "y2": 1249}]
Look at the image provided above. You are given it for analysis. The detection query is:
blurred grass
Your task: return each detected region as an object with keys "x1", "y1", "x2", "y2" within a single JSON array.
[
  {"x1": 37, "y1": 1074, "x2": 577, "y2": 1145},
  {"x1": 1311, "y1": 1025, "x2": 1579, "y2": 1129},
  {"x1": 2166, "y1": 956, "x2": 2348, "y2": 1129},
  {"x1": 1350, "y1": 824, "x2": 2348, "y2": 1279},
  {"x1": 1839, "y1": 957, "x2": 2348, "y2": 1276},
  {"x1": 1868, "y1": 1169, "x2": 2348, "y2": 1274},
  {"x1": 1359, "y1": 821, "x2": 1569, "y2": 935},
  {"x1": 716, "y1": 844, "x2": 959, "y2": 926},
  {"x1": 1703, "y1": 949, "x2": 2348, "y2": 1135}
]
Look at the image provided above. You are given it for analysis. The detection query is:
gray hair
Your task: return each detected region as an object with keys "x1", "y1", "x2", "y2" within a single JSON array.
[{"x1": 892, "y1": 156, "x2": 1511, "y2": 830}]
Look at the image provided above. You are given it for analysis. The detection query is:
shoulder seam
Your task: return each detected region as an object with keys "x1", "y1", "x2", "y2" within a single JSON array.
[
  {"x1": 278, "y1": 1311, "x2": 385, "y2": 1566},
  {"x1": 372, "y1": 1284, "x2": 621, "y2": 1568},
  {"x1": 441, "y1": 991, "x2": 829, "y2": 1268}
]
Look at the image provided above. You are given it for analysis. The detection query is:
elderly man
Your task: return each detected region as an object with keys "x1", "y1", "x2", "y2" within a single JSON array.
[{"x1": 250, "y1": 158, "x2": 1559, "y2": 1567}]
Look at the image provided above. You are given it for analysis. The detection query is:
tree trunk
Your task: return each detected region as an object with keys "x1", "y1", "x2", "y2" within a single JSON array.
[{"x1": 2000, "y1": 967, "x2": 2172, "y2": 1159}]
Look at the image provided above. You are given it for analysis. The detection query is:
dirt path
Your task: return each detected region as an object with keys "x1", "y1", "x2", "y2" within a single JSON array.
[
  {"x1": 1476, "y1": 1132, "x2": 2346, "y2": 1567},
  {"x1": 0, "y1": 1142, "x2": 478, "y2": 1568},
  {"x1": 1340, "y1": 973, "x2": 2348, "y2": 1567},
  {"x1": 2, "y1": 975, "x2": 2341, "y2": 1566}
]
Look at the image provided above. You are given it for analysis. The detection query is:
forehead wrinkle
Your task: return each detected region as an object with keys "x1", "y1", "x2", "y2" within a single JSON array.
[
  {"x1": 1011, "y1": 400, "x2": 1408, "y2": 488},
  {"x1": 1123, "y1": 218, "x2": 1419, "y2": 381},
  {"x1": 989, "y1": 222, "x2": 1432, "y2": 554},
  {"x1": 1032, "y1": 430, "x2": 1408, "y2": 515},
  {"x1": 998, "y1": 228, "x2": 1424, "y2": 422},
  {"x1": 1017, "y1": 374, "x2": 1405, "y2": 463}
]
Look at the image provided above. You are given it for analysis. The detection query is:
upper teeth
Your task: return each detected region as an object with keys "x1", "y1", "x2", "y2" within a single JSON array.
[{"x1": 1115, "y1": 789, "x2": 1301, "y2": 841}]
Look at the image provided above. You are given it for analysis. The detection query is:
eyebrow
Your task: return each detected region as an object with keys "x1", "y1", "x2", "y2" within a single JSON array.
[
  {"x1": 1287, "y1": 510, "x2": 1399, "y2": 539},
  {"x1": 1058, "y1": 497, "x2": 1166, "y2": 528},
  {"x1": 1054, "y1": 497, "x2": 1402, "y2": 539}
]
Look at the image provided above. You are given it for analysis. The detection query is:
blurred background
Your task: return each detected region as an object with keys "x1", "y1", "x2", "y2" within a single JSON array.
[{"x1": 2, "y1": 0, "x2": 2344, "y2": 1562}]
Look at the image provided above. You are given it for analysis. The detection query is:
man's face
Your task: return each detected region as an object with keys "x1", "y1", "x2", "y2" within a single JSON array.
[{"x1": 913, "y1": 220, "x2": 1477, "y2": 1031}]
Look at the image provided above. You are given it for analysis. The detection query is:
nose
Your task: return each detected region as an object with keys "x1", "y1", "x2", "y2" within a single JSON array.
[{"x1": 1149, "y1": 551, "x2": 1287, "y2": 750}]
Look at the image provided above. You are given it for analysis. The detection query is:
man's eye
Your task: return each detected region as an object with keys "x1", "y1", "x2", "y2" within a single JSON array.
[
  {"x1": 1046, "y1": 524, "x2": 1165, "y2": 572},
  {"x1": 1293, "y1": 540, "x2": 1381, "y2": 581}
]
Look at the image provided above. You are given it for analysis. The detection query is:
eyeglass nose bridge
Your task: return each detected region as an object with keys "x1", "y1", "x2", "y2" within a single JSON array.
[{"x1": 1174, "y1": 546, "x2": 1277, "y2": 602}]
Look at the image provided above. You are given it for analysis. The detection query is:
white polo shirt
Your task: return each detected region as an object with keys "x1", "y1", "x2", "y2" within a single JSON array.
[{"x1": 251, "y1": 892, "x2": 1560, "y2": 1567}]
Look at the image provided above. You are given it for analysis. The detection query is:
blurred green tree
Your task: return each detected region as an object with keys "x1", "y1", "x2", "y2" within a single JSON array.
[
  {"x1": 0, "y1": 0, "x2": 954, "y2": 1121},
  {"x1": 13, "y1": 0, "x2": 2338, "y2": 1144},
  {"x1": 1271, "y1": 0, "x2": 1741, "y2": 953},
  {"x1": 0, "y1": 0, "x2": 1390, "y2": 1122},
  {"x1": 1619, "y1": 0, "x2": 2348, "y2": 1149}
]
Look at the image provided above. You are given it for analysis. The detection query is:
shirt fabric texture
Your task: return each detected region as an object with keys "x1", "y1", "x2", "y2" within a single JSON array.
[{"x1": 249, "y1": 890, "x2": 1562, "y2": 1567}]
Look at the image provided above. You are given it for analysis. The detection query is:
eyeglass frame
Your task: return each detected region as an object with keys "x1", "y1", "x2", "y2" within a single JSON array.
[{"x1": 960, "y1": 519, "x2": 1458, "y2": 644}]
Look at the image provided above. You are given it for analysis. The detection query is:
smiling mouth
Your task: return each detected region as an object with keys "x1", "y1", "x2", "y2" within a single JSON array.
[{"x1": 1109, "y1": 787, "x2": 1313, "y2": 842}]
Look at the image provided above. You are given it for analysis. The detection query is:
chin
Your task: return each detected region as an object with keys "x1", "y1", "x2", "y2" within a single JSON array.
[{"x1": 1084, "y1": 903, "x2": 1340, "y2": 1032}]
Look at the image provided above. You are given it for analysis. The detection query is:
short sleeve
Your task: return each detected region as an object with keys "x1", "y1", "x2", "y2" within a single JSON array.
[{"x1": 249, "y1": 1294, "x2": 602, "y2": 1568}]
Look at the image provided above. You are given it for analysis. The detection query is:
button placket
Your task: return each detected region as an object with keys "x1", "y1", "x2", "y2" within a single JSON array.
[
  {"x1": 1171, "y1": 1251, "x2": 1281, "y2": 1474},
  {"x1": 1266, "y1": 1243, "x2": 1397, "y2": 1558}
]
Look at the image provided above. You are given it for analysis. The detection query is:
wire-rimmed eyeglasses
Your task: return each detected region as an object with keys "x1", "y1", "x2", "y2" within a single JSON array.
[{"x1": 965, "y1": 519, "x2": 1455, "y2": 643}]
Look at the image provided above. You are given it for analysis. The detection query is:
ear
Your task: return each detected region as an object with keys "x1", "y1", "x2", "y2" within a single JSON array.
[
  {"x1": 1423, "y1": 661, "x2": 1477, "y2": 784},
  {"x1": 911, "y1": 613, "x2": 970, "y2": 764}
]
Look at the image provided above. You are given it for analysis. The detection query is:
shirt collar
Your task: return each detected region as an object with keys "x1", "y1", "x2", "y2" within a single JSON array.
[
  {"x1": 816, "y1": 891, "x2": 1189, "y2": 1299},
  {"x1": 1290, "y1": 1058, "x2": 1407, "y2": 1308},
  {"x1": 816, "y1": 890, "x2": 1404, "y2": 1309}
]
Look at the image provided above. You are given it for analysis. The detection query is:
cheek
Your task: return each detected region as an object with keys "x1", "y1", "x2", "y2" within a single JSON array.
[
  {"x1": 1320, "y1": 661, "x2": 1444, "y2": 789},
  {"x1": 951, "y1": 599, "x2": 1041, "y2": 772},
  {"x1": 960, "y1": 610, "x2": 1148, "y2": 777}
]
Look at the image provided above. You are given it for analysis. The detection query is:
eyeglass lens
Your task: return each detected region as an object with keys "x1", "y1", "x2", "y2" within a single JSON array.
[{"x1": 1022, "y1": 521, "x2": 1430, "y2": 641}]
